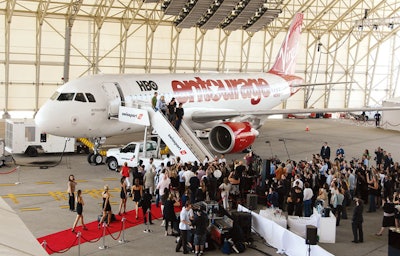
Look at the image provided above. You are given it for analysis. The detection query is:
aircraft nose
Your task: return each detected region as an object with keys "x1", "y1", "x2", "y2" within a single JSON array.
[
  {"x1": 35, "y1": 103, "x2": 59, "y2": 134},
  {"x1": 35, "y1": 106, "x2": 47, "y2": 130}
]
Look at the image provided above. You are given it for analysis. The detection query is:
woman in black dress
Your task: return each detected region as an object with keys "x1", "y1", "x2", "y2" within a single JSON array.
[
  {"x1": 99, "y1": 185, "x2": 112, "y2": 227},
  {"x1": 132, "y1": 178, "x2": 143, "y2": 219},
  {"x1": 375, "y1": 196, "x2": 396, "y2": 236},
  {"x1": 118, "y1": 177, "x2": 127, "y2": 215},
  {"x1": 72, "y1": 190, "x2": 87, "y2": 232}
]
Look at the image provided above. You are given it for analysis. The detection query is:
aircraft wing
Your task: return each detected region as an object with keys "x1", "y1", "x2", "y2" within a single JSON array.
[
  {"x1": 191, "y1": 106, "x2": 400, "y2": 123},
  {"x1": 0, "y1": 197, "x2": 49, "y2": 255}
]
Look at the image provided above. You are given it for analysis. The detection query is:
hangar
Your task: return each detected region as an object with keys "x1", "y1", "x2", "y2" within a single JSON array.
[
  {"x1": 0, "y1": 1, "x2": 400, "y2": 256},
  {"x1": 0, "y1": 0, "x2": 399, "y2": 118}
]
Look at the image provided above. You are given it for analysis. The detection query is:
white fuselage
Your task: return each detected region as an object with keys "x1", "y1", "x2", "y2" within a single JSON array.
[{"x1": 35, "y1": 72, "x2": 301, "y2": 138}]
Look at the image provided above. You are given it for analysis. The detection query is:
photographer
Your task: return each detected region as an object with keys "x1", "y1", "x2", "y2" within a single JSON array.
[
  {"x1": 191, "y1": 207, "x2": 208, "y2": 256},
  {"x1": 177, "y1": 202, "x2": 193, "y2": 254}
]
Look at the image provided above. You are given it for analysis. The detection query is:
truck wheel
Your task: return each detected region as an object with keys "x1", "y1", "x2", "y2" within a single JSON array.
[
  {"x1": 107, "y1": 158, "x2": 118, "y2": 171},
  {"x1": 25, "y1": 146, "x2": 38, "y2": 157},
  {"x1": 87, "y1": 153, "x2": 94, "y2": 164},
  {"x1": 93, "y1": 154, "x2": 103, "y2": 165}
]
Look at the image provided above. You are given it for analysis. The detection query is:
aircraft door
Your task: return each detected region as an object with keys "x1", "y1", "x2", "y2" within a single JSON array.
[{"x1": 101, "y1": 82, "x2": 125, "y2": 117}]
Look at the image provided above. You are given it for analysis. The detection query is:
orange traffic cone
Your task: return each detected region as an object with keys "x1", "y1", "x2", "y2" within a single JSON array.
[{"x1": 305, "y1": 125, "x2": 310, "y2": 132}]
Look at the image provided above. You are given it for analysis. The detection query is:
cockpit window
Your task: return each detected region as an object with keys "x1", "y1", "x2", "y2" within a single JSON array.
[
  {"x1": 57, "y1": 93, "x2": 75, "y2": 101},
  {"x1": 86, "y1": 93, "x2": 96, "y2": 102},
  {"x1": 74, "y1": 93, "x2": 86, "y2": 102},
  {"x1": 50, "y1": 92, "x2": 60, "y2": 101}
]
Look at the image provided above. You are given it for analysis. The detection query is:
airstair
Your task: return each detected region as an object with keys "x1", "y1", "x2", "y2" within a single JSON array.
[{"x1": 118, "y1": 104, "x2": 214, "y2": 164}]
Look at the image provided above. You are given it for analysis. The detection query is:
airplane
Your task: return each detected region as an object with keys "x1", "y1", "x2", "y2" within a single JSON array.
[{"x1": 34, "y1": 12, "x2": 398, "y2": 165}]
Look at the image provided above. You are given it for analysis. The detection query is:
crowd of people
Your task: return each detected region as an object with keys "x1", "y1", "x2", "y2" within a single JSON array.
[
  {"x1": 263, "y1": 142, "x2": 400, "y2": 243},
  {"x1": 67, "y1": 140, "x2": 400, "y2": 250}
]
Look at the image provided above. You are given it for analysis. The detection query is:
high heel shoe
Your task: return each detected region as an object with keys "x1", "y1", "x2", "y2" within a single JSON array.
[
  {"x1": 83, "y1": 226, "x2": 88, "y2": 230},
  {"x1": 71, "y1": 229, "x2": 76, "y2": 233}
]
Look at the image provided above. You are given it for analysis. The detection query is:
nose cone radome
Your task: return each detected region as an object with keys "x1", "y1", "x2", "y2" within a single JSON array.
[{"x1": 35, "y1": 103, "x2": 62, "y2": 136}]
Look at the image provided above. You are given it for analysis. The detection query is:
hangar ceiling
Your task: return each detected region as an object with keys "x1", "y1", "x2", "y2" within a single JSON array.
[{"x1": 0, "y1": 0, "x2": 399, "y2": 117}]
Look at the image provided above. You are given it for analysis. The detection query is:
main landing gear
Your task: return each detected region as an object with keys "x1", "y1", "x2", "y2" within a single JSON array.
[{"x1": 87, "y1": 137, "x2": 105, "y2": 165}]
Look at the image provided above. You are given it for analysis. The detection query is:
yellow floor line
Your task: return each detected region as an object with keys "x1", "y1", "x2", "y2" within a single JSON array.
[
  {"x1": 20, "y1": 207, "x2": 41, "y2": 211},
  {"x1": 0, "y1": 183, "x2": 17, "y2": 186},
  {"x1": 103, "y1": 178, "x2": 118, "y2": 181},
  {"x1": 35, "y1": 181, "x2": 54, "y2": 185}
]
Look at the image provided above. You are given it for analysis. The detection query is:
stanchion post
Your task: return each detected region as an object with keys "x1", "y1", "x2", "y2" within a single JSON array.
[
  {"x1": 77, "y1": 231, "x2": 81, "y2": 256},
  {"x1": 119, "y1": 217, "x2": 127, "y2": 243},
  {"x1": 99, "y1": 222, "x2": 108, "y2": 250},
  {"x1": 14, "y1": 166, "x2": 21, "y2": 185}
]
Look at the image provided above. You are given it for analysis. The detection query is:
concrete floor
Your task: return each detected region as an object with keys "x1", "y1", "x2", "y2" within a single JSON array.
[{"x1": 0, "y1": 118, "x2": 399, "y2": 256}]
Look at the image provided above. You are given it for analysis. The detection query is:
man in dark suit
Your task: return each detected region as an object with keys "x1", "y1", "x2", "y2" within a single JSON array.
[
  {"x1": 352, "y1": 198, "x2": 364, "y2": 243},
  {"x1": 320, "y1": 142, "x2": 331, "y2": 160}
]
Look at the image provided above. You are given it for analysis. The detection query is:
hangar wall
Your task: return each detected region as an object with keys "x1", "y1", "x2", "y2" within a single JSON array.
[
  {"x1": 382, "y1": 98, "x2": 400, "y2": 132},
  {"x1": 0, "y1": 0, "x2": 399, "y2": 118}
]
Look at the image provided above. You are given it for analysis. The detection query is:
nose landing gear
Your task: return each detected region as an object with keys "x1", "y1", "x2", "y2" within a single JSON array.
[
  {"x1": 86, "y1": 137, "x2": 105, "y2": 165},
  {"x1": 87, "y1": 153, "x2": 103, "y2": 165}
]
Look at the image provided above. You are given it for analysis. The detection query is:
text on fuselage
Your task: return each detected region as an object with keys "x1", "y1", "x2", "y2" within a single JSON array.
[{"x1": 136, "y1": 77, "x2": 271, "y2": 105}]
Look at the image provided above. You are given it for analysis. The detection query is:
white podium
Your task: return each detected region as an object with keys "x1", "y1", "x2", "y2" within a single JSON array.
[
  {"x1": 287, "y1": 209, "x2": 336, "y2": 243},
  {"x1": 316, "y1": 209, "x2": 336, "y2": 243}
]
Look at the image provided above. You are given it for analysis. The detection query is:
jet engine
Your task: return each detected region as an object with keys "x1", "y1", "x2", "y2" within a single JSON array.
[{"x1": 208, "y1": 122, "x2": 258, "y2": 154}]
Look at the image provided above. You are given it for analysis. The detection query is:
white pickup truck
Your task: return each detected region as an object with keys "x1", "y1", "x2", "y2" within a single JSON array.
[{"x1": 105, "y1": 141, "x2": 163, "y2": 171}]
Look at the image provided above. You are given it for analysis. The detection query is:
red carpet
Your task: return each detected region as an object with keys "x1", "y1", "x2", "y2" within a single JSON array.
[{"x1": 37, "y1": 204, "x2": 168, "y2": 254}]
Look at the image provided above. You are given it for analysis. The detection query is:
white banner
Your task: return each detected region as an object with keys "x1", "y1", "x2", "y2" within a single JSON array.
[
  {"x1": 237, "y1": 205, "x2": 334, "y2": 256},
  {"x1": 118, "y1": 106, "x2": 150, "y2": 126}
]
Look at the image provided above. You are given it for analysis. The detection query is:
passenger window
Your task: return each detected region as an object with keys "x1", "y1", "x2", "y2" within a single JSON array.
[
  {"x1": 74, "y1": 93, "x2": 86, "y2": 102},
  {"x1": 57, "y1": 93, "x2": 75, "y2": 101},
  {"x1": 85, "y1": 93, "x2": 96, "y2": 102}
]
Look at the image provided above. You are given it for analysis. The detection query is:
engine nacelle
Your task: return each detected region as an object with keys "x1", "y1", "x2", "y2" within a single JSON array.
[{"x1": 208, "y1": 122, "x2": 258, "y2": 154}]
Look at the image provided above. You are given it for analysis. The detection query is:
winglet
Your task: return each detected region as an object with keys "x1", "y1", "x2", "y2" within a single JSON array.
[{"x1": 269, "y1": 13, "x2": 303, "y2": 75}]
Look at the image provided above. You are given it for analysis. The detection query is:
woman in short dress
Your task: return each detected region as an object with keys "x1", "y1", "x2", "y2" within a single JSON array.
[
  {"x1": 118, "y1": 176, "x2": 127, "y2": 215},
  {"x1": 375, "y1": 196, "x2": 396, "y2": 236},
  {"x1": 99, "y1": 185, "x2": 112, "y2": 227},
  {"x1": 132, "y1": 178, "x2": 143, "y2": 219},
  {"x1": 71, "y1": 190, "x2": 87, "y2": 232}
]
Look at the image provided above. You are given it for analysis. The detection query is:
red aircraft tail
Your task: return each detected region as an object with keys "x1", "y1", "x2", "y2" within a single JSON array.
[{"x1": 269, "y1": 13, "x2": 304, "y2": 75}]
